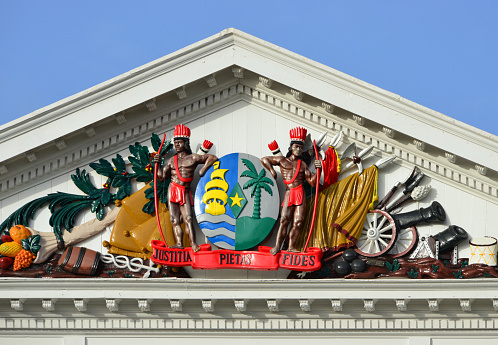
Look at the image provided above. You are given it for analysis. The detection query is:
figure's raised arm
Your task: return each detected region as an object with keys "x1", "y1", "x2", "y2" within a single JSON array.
[
  {"x1": 197, "y1": 153, "x2": 218, "y2": 177},
  {"x1": 261, "y1": 155, "x2": 284, "y2": 180}
]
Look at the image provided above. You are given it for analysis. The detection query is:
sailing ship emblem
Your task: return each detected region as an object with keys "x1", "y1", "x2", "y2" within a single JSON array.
[
  {"x1": 194, "y1": 153, "x2": 279, "y2": 250},
  {"x1": 202, "y1": 161, "x2": 229, "y2": 216}
]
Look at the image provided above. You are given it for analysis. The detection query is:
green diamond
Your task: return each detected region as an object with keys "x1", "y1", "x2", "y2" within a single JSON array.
[{"x1": 228, "y1": 183, "x2": 247, "y2": 218}]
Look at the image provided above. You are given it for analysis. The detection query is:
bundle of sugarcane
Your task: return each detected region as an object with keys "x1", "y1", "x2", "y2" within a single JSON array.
[{"x1": 28, "y1": 206, "x2": 120, "y2": 264}]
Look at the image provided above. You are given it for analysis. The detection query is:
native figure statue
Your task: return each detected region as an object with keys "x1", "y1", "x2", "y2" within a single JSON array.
[
  {"x1": 262, "y1": 127, "x2": 396, "y2": 255},
  {"x1": 261, "y1": 127, "x2": 321, "y2": 255},
  {"x1": 154, "y1": 124, "x2": 218, "y2": 252},
  {"x1": 294, "y1": 139, "x2": 394, "y2": 254}
]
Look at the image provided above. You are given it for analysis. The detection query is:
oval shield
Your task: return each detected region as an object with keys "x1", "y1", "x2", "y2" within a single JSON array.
[{"x1": 194, "y1": 153, "x2": 279, "y2": 250}]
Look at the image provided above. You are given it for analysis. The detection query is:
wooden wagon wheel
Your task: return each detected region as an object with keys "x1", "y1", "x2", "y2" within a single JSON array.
[
  {"x1": 355, "y1": 210, "x2": 397, "y2": 257},
  {"x1": 388, "y1": 226, "x2": 418, "y2": 258}
]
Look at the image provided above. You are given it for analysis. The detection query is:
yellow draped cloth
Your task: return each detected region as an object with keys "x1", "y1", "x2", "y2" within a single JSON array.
[
  {"x1": 106, "y1": 185, "x2": 188, "y2": 259},
  {"x1": 295, "y1": 165, "x2": 378, "y2": 251}
]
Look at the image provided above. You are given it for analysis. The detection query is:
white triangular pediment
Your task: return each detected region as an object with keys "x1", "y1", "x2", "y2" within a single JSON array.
[
  {"x1": 1, "y1": 28, "x2": 497, "y2": 172},
  {"x1": 0, "y1": 28, "x2": 496, "y2": 257},
  {"x1": 0, "y1": 29, "x2": 496, "y2": 209}
]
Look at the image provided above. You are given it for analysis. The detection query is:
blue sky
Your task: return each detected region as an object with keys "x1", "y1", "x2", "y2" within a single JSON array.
[{"x1": 1, "y1": 1, "x2": 497, "y2": 136}]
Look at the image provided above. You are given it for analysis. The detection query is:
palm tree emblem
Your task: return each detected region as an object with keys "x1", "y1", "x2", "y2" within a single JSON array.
[{"x1": 240, "y1": 158, "x2": 274, "y2": 219}]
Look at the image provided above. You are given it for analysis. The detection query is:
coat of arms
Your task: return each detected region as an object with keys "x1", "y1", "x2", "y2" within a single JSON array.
[{"x1": 194, "y1": 153, "x2": 279, "y2": 250}]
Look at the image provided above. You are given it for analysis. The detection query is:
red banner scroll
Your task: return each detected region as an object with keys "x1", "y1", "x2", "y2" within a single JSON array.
[{"x1": 151, "y1": 240, "x2": 323, "y2": 272}]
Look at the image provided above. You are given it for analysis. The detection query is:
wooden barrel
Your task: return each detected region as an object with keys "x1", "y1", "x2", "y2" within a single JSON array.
[{"x1": 58, "y1": 246, "x2": 101, "y2": 275}]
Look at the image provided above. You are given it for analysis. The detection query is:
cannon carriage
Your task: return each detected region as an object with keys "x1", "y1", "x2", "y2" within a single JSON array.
[{"x1": 355, "y1": 201, "x2": 446, "y2": 258}]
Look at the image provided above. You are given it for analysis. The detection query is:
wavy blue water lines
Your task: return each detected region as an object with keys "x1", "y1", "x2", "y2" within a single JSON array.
[
  {"x1": 198, "y1": 221, "x2": 235, "y2": 232},
  {"x1": 208, "y1": 235, "x2": 235, "y2": 248},
  {"x1": 197, "y1": 213, "x2": 235, "y2": 226},
  {"x1": 199, "y1": 226, "x2": 236, "y2": 240}
]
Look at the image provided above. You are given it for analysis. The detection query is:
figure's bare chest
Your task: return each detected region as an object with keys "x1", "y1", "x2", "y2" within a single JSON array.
[
  {"x1": 169, "y1": 156, "x2": 195, "y2": 182},
  {"x1": 170, "y1": 159, "x2": 188, "y2": 171},
  {"x1": 280, "y1": 159, "x2": 304, "y2": 181}
]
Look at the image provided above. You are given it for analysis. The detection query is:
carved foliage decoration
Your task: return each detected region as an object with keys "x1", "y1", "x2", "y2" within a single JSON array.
[{"x1": 0, "y1": 134, "x2": 173, "y2": 240}]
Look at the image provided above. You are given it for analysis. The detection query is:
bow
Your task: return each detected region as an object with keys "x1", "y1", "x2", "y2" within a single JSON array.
[
  {"x1": 304, "y1": 139, "x2": 322, "y2": 253},
  {"x1": 154, "y1": 133, "x2": 168, "y2": 246}
]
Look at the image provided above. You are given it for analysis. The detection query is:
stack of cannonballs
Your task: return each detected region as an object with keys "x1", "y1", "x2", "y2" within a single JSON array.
[{"x1": 333, "y1": 249, "x2": 368, "y2": 277}]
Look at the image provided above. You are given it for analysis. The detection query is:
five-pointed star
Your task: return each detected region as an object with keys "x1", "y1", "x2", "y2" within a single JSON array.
[{"x1": 230, "y1": 192, "x2": 244, "y2": 207}]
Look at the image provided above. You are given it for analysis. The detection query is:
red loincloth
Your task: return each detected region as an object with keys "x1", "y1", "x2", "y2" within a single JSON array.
[
  {"x1": 282, "y1": 185, "x2": 304, "y2": 207},
  {"x1": 169, "y1": 181, "x2": 193, "y2": 206}
]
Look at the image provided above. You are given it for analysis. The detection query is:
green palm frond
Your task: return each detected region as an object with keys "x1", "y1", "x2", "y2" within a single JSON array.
[
  {"x1": 90, "y1": 158, "x2": 114, "y2": 177},
  {"x1": 128, "y1": 135, "x2": 172, "y2": 214},
  {"x1": 48, "y1": 192, "x2": 88, "y2": 212},
  {"x1": 1, "y1": 133, "x2": 172, "y2": 238},
  {"x1": 128, "y1": 142, "x2": 140, "y2": 160},
  {"x1": 259, "y1": 177, "x2": 274, "y2": 186},
  {"x1": 0, "y1": 196, "x2": 47, "y2": 234},
  {"x1": 71, "y1": 168, "x2": 97, "y2": 195},
  {"x1": 151, "y1": 133, "x2": 173, "y2": 156},
  {"x1": 243, "y1": 179, "x2": 258, "y2": 189},
  {"x1": 251, "y1": 184, "x2": 257, "y2": 197},
  {"x1": 241, "y1": 158, "x2": 257, "y2": 175},
  {"x1": 143, "y1": 179, "x2": 169, "y2": 214},
  {"x1": 259, "y1": 182, "x2": 273, "y2": 196},
  {"x1": 151, "y1": 133, "x2": 162, "y2": 152},
  {"x1": 258, "y1": 168, "x2": 266, "y2": 179},
  {"x1": 128, "y1": 156, "x2": 142, "y2": 168},
  {"x1": 240, "y1": 170, "x2": 258, "y2": 179},
  {"x1": 22, "y1": 194, "x2": 61, "y2": 225},
  {"x1": 116, "y1": 181, "x2": 132, "y2": 200},
  {"x1": 111, "y1": 175, "x2": 128, "y2": 188},
  {"x1": 50, "y1": 200, "x2": 92, "y2": 241}
]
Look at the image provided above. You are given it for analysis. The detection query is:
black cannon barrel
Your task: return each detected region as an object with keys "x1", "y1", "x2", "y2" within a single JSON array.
[
  {"x1": 433, "y1": 225, "x2": 468, "y2": 252},
  {"x1": 391, "y1": 201, "x2": 446, "y2": 230}
]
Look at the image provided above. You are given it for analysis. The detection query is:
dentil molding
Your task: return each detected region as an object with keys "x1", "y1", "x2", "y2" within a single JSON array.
[{"x1": 1, "y1": 79, "x2": 497, "y2": 208}]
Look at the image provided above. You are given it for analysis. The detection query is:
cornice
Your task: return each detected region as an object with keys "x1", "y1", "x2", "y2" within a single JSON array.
[
  {"x1": 1, "y1": 79, "x2": 497, "y2": 206},
  {"x1": 1, "y1": 278, "x2": 498, "y2": 317},
  {"x1": 229, "y1": 30, "x2": 498, "y2": 171},
  {"x1": 231, "y1": 29, "x2": 496, "y2": 144},
  {"x1": 0, "y1": 80, "x2": 242, "y2": 197},
  {"x1": 0, "y1": 31, "x2": 237, "y2": 163},
  {"x1": 2, "y1": 277, "x2": 497, "y2": 297},
  {"x1": 2, "y1": 321, "x2": 498, "y2": 335},
  {"x1": 1, "y1": 28, "x2": 497, "y2": 174},
  {"x1": 240, "y1": 79, "x2": 498, "y2": 203}
]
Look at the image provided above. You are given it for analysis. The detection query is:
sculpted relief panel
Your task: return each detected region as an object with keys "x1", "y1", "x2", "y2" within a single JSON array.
[{"x1": 0, "y1": 103, "x2": 497, "y2": 280}]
